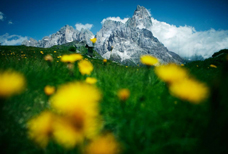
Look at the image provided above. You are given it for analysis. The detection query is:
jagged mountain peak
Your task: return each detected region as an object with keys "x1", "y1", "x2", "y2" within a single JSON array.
[
  {"x1": 95, "y1": 5, "x2": 183, "y2": 65},
  {"x1": 59, "y1": 25, "x2": 76, "y2": 33},
  {"x1": 126, "y1": 5, "x2": 152, "y2": 29}
]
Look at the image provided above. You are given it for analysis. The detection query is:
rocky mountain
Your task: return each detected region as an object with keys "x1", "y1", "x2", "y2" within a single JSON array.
[
  {"x1": 22, "y1": 25, "x2": 94, "y2": 48},
  {"x1": 95, "y1": 5, "x2": 184, "y2": 65}
]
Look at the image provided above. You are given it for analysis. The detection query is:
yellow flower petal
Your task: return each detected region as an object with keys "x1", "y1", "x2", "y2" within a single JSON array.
[
  {"x1": 86, "y1": 77, "x2": 97, "y2": 84},
  {"x1": 155, "y1": 63, "x2": 188, "y2": 83},
  {"x1": 27, "y1": 111, "x2": 55, "y2": 148},
  {"x1": 169, "y1": 78, "x2": 209, "y2": 104},
  {"x1": 117, "y1": 89, "x2": 130, "y2": 101},
  {"x1": 0, "y1": 70, "x2": 26, "y2": 98},
  {"x1": 85, "y1": 133, "x2": 120, "y2": 154},
  {"x1": 140, "y1": 55, "x2": 158, "y2": 66},
  {"x1": 78, "y1": 59, "x2": 93, "y2": 75},
  {"x1": 44, "y1": 85, "x2": 55, "y2": 95}
]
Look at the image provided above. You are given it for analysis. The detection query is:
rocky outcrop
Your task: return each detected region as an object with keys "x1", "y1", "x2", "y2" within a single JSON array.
[{"x1": 95, "y1": 5, "x2": 184, "y2": 65}]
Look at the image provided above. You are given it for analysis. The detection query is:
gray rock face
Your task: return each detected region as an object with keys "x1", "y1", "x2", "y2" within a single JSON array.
[
  {"x1": 22, "y1": 25, "x2": 94, "y2": 48},
  {"x1": 95, "y1": 5, "x2": 183, "y2": 65},
  {"x1": 22, "y1": 38, "x2": 38, "y2": 47}
]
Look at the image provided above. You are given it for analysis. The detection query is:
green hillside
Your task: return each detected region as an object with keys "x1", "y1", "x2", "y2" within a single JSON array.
[{"x1": 0, "y1": 45, "x2": 227, "y2": 154}]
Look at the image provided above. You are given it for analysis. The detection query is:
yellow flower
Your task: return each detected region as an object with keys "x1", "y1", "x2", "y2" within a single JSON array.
[
  {"x1": 0, "y1": 70, "x2": 26, "y2": 98},
  {"x1": 44, "y1": 54, "x2": 53, "y2": 62},
  {"x1": 61, "y1": 54, "x2": 83, "y2": 63},
  {"x1": 181, "y1": 64, "x2": 184, "y2": 66},
  {"x1": 140, "y1": 55, "x2": 158, "y2": 66},
  {"x1": 78, "y1": 59, "x2": 93, "y2": 75},
  {"x1": 50, "y1": 82, "x2": 101, "y2": 116},
  {"x1": 44, "y1": 85, "x2": 55, "y2": 95},
  {"x1": 169, "y1": 78, "x2": 209, "y2": 104},
  {"x1": 54, "y1": 51, "x2": 57, "y2": 53},
  {"x1": 50, "y1": 82, "x2": 102, "y2": 146},
  {"x1": 61, "y1": 55, "x2": 74, "y2": 63},
  {"x1": 210, "y1": 64, "x2": 217, "y2": 68},
  {"x1": 27, "y1": 111, "x2": 55, "y2": 148},
  {"x1": 71, "y1": 53, "x2": 83, "y2": 61},
  {"x1": 85, "y1": 133, "x2": 120, "y2": 154},
  {"x1": 40, "y1": 51, "x2": 44, "y2": 54},
  {"x1": 52, "y1": 116, "x2": 84, "y2": 149},
  {"x1": 90, "y1": 37, "x2": 97, "y2": 44},
  {"x1": 103, "y1": 59, "x2": 107, "y2": 63},
  {"x1": 155, "y1": 63, "x2": 188, "y2": 83},
  {"x1": 86, "y1": 77, "x2": 97, "y2": 84},
  {"x1": 118, "y1": 89, "x2": 130, "y2": 101}
]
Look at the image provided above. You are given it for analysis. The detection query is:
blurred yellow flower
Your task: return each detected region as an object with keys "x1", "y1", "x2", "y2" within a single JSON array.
[
  {"x1": 155, "y1": 64, "x2": 188, "y2": 83},
  {"x1": 61, "y1": 54, "x2": 83, "y2": 63},
  {"x1": 86, "y1": 77, "x2": 97, "y2": 84},
  {"x1": 169, "y1": 78, "x2": 209, "y2": 104},
  {"x1": 103, "y1": 59, "x2": 107, "y2": 63},
  {"x1": 52, "y1": 116, "x2": 84, "y2": 149},
  {"x1": 210, "y1": 64, "x2": 217, "y2": 68},
  {"x1": 140, "y1": 55, "x2": 158, "y2": 66},
  {"x1": 50, "y1": 82, "x2": 102, "y2": 146},
  {"x1": 78, "y1": 59, "x2": 93, "y2": 75},
  {"x1": 0, "y1": 70, "x2": 26, "y2": 98},
  {"x1": 50, "y1": 82, "x2": 101, "y2": 115},
  {"x1": 85, "y1": 133, "x2": 120, "y2": 154},
  {"x1": 27, "y1": 111, "x2": 55, "y2": 148},
  {"x1": 61, "y1": 55, "x2": 74, "y2": 63},
  {"x1": 90, "y1": 37, "x2": 97, "y2": 44},
  {"x1": 54, "y1": 51, "x2": 57, "y2": 53},
  {"x1": 44, "y1": 54, "x2": 53, "y2": 62},
  {"x1": 181, "y1": 64, "x2": 184, "y2": 66},
  {"x1": 71, "y1": 53, "x2": 83, "y2": 61},
  {"x1": 40, "y1": 51, "x2": 44, "y2": 54},
  {"x1": 118, "y1": 89, "x2": 130, "y2": 101},
  {"x1": 44, "y1": 85, "x2": 55, "y2": 96}
]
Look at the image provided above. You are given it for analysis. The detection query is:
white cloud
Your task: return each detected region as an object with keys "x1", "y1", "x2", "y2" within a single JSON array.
[
  {"x1": 8, "y1": 21, "x2": 13, "y2": 24},
  {"x1": 101, "y1": 17, "x2": 129, "y2": 24},
  {"x1": 0, "y1": 33, "x2": 28, "y2": 45},
  {"x1": 0, "y1": 12, "x2": 4, "y2": 21},
  {"x1": 151, "y1": 18, "x2": 228, "y2": 58},
  {"x1": 75, "y1": 23, "x2": 93, "y2": 31}
]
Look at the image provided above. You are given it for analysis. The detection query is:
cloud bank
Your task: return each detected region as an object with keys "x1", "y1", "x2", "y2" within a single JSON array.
[
  {"x1": 0, "y1": 12, "x2": 4, "y2": 21},
  {"x1": 0, "y1": 33, "x2": 28, "y2": 45},
  {"x1": 151, "y1": 18, "x2": 228, "y2": 58},
  {"x1": 101, "y1": 17, "x2": 129, "y2": 24},
  {"x1": 75, "y1": 23, "x2": 93, "y2": 31}
]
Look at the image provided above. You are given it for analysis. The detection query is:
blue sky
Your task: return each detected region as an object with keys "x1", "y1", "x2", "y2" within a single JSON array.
[{"x1": 0, "y1": 0, "x2": 228, "y2": 57}]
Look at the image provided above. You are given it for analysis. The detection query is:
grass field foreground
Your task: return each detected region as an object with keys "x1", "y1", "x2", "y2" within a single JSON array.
[{"x1": 0, "y1": 45, "x2": 228, "y2": 154}]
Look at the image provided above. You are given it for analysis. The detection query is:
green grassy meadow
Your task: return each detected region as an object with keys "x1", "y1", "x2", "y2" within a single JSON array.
[{"x1": 0, "y1": 45, "x2": 228, "y2": 154}]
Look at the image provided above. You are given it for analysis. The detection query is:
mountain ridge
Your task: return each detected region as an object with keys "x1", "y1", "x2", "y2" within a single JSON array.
[{"x1": 22, "y1": 25, "x2": 94, "y2": 48}]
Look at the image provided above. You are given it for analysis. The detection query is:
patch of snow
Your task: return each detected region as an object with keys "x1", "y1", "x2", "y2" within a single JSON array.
[
  {"x1": 137, "y1": 23, "x2": 146, "y2": 29},
  {"x1": 102, "y1": 51, "x2": 111, "y2": 59}
]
